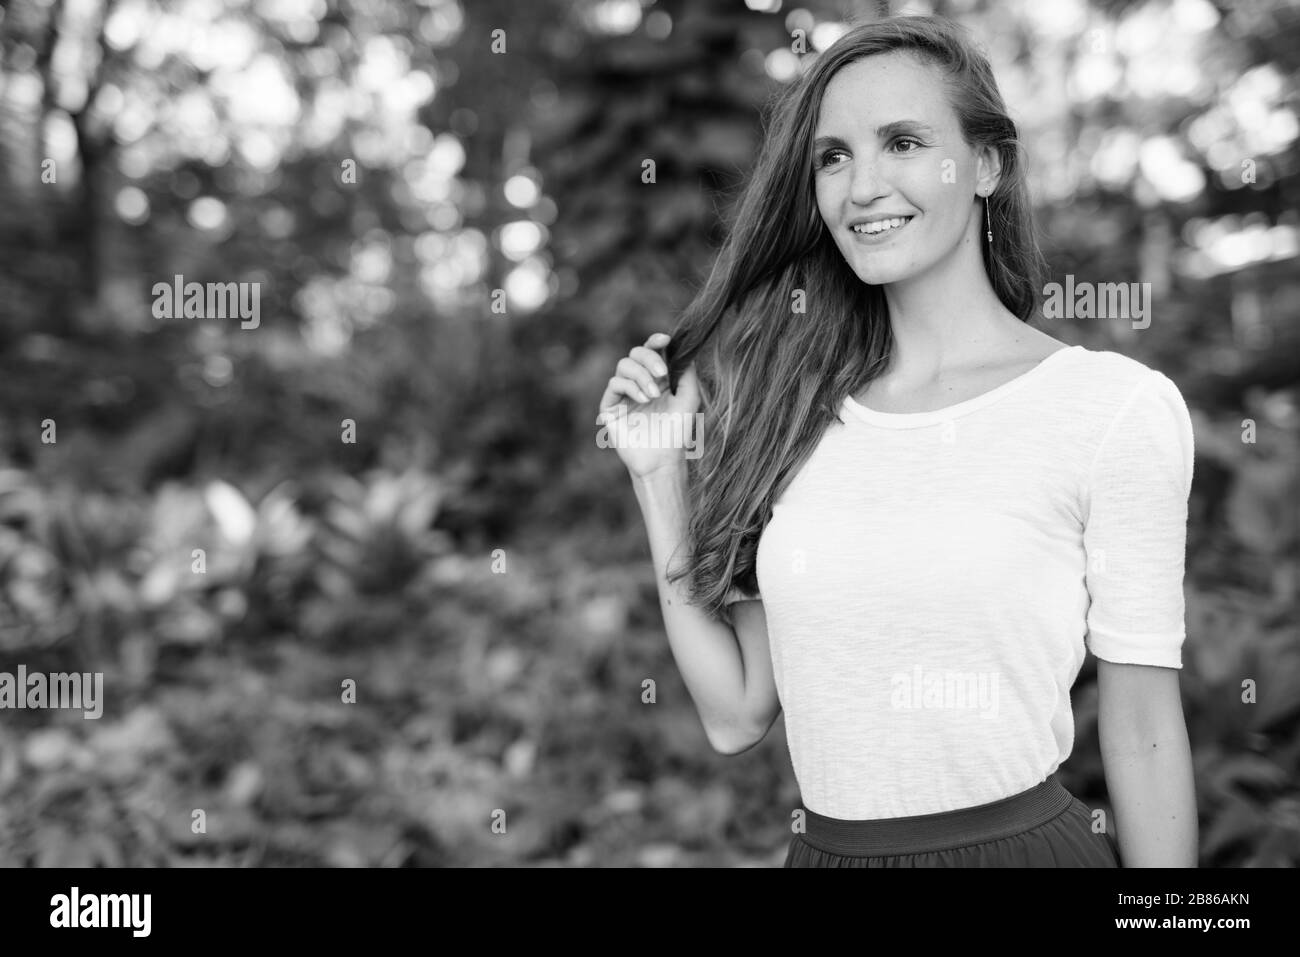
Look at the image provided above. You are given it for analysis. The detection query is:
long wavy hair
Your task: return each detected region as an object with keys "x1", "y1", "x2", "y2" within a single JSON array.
[{"x1": 662, "y1": 13, "x2": 1047, "y2": 622}]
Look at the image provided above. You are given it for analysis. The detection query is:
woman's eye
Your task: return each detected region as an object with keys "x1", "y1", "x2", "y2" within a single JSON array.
[
  {"x1": 816, "y1": 148, "x2": 848, "y2": 169},
  {"x1": 817, "y1": 139, "x2": 922, "y2": 168}
]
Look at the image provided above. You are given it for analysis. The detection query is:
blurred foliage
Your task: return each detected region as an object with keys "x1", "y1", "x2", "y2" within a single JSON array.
[{"x1": 0, "y1": 0, "x2": 1297, "y2": 866}]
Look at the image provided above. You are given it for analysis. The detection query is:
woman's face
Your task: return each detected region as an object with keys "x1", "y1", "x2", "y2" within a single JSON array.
[{"x1": 812, "y1": 51, "x2": 995, "y2": 287}]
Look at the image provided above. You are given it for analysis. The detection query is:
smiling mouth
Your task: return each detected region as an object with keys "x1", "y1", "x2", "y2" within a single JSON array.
[{"x1": 851, "y1": 216, "x2": 914, "y2": 236}]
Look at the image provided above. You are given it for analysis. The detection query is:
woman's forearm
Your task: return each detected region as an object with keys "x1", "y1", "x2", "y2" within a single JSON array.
[
  {"x1": 1100, "y1": 708, "x2": 1199, "y2": 867},
  {"x1": 631, "y1": 465, "x2": 754, "y2": 752}
]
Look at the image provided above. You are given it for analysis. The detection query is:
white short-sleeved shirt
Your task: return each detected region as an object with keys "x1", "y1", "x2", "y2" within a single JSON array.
[{"x1": 724, "y1": 345, "x2": 1195, "y2": 820}]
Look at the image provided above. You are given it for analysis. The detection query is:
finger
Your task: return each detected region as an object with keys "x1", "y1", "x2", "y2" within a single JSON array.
[
  {"x1": 595, "y1": 388, "x2": 625, "y2": 418},
  {"x1": 606, "y1": 374, "x2": 649, "y2": 406},
  {"x1": 595, "y1": 403, "x2": 625, "y2": 427},
  {"x1": 598, "y1": 370, "x2": 642, "y2": 409},
  {"x1": 646, "y1": 333, "x2": 672, "y2": 369},
  {"x1": 615, "y1": 358, "x2": 658, "y2": 401},
  {"x1": 600, "y1": 374, "x2": 647, "y2": 408},
  {"x1": 629, "y1": 345, "x2": 669, "y2": 380},
  {"x1": 597, "y1": 381, "x2": 622, "y2": 410}
]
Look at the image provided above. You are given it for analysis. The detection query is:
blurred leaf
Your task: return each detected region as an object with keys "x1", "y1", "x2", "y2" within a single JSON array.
[
  {"x1": 1207, "y1": 754, "x2": 1289, "y2": 797},
  {"x1": 1227, "y1": 459, "x2": 1300, "y2": 555},
  {"x1": 1201, "y1": 795, "x2": 1266, "y2": 860},
  {"x1": 205, "y1": 480, "x2": 257, "y2": 548}
]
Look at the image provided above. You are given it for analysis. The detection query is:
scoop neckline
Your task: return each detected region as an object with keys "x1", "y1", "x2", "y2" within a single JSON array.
[{"x1": 841, "y1": 345, "x2": 1085, "y2": 430}]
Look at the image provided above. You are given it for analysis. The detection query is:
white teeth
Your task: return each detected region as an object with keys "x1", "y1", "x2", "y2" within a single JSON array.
[{"x1": 854, "y1": 216, "x2": 911, "y2": 234}]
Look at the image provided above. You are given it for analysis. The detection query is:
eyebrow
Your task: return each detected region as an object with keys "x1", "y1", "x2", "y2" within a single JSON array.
[{"x1": 812, "y1": 121, "x2": 937, "y2": 151}]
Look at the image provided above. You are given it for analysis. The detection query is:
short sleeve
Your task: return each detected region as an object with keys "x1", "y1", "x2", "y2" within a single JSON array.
[{"x1": 1083, "y1": 372, "x2": 1195, "y2": 668}]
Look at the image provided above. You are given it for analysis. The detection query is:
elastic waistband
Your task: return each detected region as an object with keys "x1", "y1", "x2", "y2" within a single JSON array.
[{"x1": 798, "y1": 776, "x2": 1074, "y2": 857}]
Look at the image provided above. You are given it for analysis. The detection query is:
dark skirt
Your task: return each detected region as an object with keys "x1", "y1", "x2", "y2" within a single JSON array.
[{"x1": 785, "y1": 775, "x2": 1121, "y2": 867}]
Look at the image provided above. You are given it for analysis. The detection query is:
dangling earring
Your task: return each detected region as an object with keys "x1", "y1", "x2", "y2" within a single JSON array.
[{"x1": 984, "y1": 194, "x2": 993, "y2": 244}]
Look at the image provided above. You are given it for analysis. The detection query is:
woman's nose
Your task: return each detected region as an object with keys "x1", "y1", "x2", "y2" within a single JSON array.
[{"x1": 849, "y1": 158, "x2": 887, "y2": 204}]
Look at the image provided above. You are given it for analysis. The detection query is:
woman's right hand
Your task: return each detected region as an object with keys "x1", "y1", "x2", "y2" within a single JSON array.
[{"x1": 596, "y1": 332, "x2": 701, "y2": 480}]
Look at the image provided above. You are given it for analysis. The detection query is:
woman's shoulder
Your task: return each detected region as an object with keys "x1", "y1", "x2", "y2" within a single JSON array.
[
  {"x1": 1053, "y1": 346, "x2": 1193, "y2": 468},
  {"x1": 1028, "y1": 344, "x2": 1191, "y2": 451},
  {"x1": 1055, "y1": 343, "x2": 1179, "y2": 395}
]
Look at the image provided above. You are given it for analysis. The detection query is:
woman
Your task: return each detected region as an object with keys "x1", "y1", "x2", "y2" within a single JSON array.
[{"x1": 595, "y1": 14, "x2": 1197, "y2": 867}]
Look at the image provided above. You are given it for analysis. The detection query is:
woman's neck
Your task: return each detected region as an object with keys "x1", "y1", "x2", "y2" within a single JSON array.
[{"x1": 880, "y1": 255, "x2": 1031, "y2": 376}]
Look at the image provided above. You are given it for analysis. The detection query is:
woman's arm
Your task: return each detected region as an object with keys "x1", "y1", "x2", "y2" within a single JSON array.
[
  {"x1": 1097, "y1": 659, "x2": 1199, "y2": 866},
  {"x1": 633, "y1": 464, "x2": 781, "y2": 754}
]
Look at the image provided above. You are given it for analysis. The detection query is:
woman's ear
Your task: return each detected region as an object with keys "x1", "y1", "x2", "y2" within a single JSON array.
[{"x1": 975, "y1": 144, "x2": 1003, "y2": 196}]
